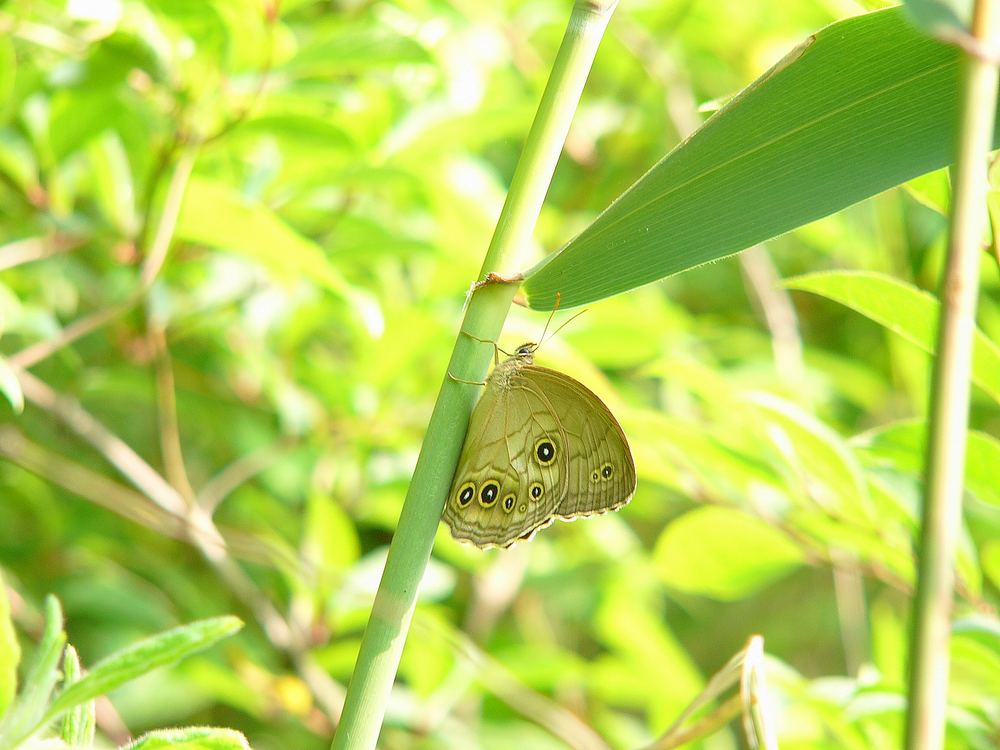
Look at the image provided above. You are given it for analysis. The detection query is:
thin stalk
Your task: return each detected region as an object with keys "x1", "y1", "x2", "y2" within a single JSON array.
[
  {"x1": 905, "y1": 3, "x2": 1000, "y2": 749},
  {"x1": 330, "y1": 3, "x2": 619, "y2": 748}
]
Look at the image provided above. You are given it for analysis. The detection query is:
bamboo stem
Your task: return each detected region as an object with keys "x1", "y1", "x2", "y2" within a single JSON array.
[
  {"x1": 330, "y1": 3, "x2": 619, "y2": 748},
  {"x1": 905, "y1": 3, "x2": 1000, "y2": 749}
]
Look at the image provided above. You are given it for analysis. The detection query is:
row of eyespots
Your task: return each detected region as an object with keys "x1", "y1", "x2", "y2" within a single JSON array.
[
  {"x1": 589, "y1": 462, "x2": 616, "y2": 483},
  {"x1": 455, "y1": 480, "x2": 545, "y2": 513}
]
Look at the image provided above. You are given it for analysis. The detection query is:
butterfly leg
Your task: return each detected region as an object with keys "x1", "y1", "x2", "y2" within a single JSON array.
[
  {"x1": 447, "y1": 371, "x2": 487, "y2": 386},
  {"x1": 459, "y1": 330, "x2": 510, "y2": 365}
]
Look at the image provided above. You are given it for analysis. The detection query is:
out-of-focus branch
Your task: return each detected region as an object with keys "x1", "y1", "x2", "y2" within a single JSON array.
[
  {"x1": 0, "y1": 234, "x2": 84, "y2": 272},
  {"x1": 738, "y1": 245, "x2": 805, "y2": 383},
  {"x1": 8, "y1": 372, "x2": 346, "y2": 721},
  {"x1": 199, "y1": 437, "x2": 297, "y2": 514},
  {"x1": 16, "y1": 369, "x2": 193, "y2": 519},
  {"x1": 148, "y1": 324, "x2": 197, "y2": 502},
  {"x1": 0, "y1": 427, "x2": 187, "y2": 538}
]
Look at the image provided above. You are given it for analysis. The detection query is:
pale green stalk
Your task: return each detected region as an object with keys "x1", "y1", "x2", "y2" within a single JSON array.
[
  {"x1": 330, "y1": 3, "x2": 620, "y2": 748},
  {"x1": 905, "y1": 2, "x2": 1000, "y2": 748}
]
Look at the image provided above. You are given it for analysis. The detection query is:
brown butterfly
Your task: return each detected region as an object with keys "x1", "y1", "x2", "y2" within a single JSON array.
[{"x1": 443, "y1": 340, "x2": 636, "y2": 548}]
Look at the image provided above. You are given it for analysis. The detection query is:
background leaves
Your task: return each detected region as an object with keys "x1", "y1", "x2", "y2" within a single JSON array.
[{"x1": 1, "y1": 1, "x2": 998, "y2": 749}]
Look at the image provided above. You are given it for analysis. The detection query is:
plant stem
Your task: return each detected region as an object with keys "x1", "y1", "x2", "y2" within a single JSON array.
[
  {"x1": 330, "y1": 3, "x2": 619, "y2": 748},
  {"x1": 905, "y1": 3, "x2": 1000, "y2": 749}
]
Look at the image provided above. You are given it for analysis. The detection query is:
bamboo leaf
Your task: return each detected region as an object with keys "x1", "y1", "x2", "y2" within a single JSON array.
[
  {"x1": 783, "y1": 271, "x2": 1000, "y2": 403},
  {"x1": 43, "y1": 616, "x2": 243, "y2": 726},
  {"x1": 523, "y1": 8, "x2": 997, "y2": 309}
]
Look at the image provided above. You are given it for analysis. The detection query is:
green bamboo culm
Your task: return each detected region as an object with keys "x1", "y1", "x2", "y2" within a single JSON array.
[
  {"x1": 330, "y1": 3, "x2": 620, "y2": 748},
  {"x1": 905, "y1": 2, "x2": 1000, "y2": 749}
]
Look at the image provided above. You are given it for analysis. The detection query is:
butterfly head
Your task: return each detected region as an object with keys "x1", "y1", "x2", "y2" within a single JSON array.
[{"x1": 513, "y1": 342, "x2": 538, "y2": 363}]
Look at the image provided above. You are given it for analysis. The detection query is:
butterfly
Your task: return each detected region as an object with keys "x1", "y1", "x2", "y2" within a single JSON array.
[{"x1": 443, "y1": 341, "x2": 636, "y2": 548}]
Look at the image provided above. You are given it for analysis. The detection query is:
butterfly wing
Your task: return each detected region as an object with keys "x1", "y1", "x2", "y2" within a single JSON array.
[
  {"x1": 443, "y1": 366, "x2": 569, "y2": 549},
  {"x1": 518, "y1": 366, "x2": 636, "y2": 520}
]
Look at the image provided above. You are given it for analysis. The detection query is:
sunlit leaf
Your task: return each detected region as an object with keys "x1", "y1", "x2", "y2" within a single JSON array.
[
  {"x1": 653, "y1": 506, "x2": 804, "y2": 600},
  {"x1": 785, "y1": 271, "x2": 1000, "y2": 403},
  {"x1": 854, "y1": 419, "x2": 1000, "y2": 508},
  {"x1": 747, "y1": 392, "x2": 872, "y2": 522},
  {"x1": 177, "y1": 177, "x2": 352, "y2": 298}
]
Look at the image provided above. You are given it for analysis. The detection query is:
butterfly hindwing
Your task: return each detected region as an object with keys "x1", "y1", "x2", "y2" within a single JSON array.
[
  {"x1": 443, "y1": 365, "x2": 568, "y2": 548},
  {"x1": 516, "y1": 366, "x2": 636, "y2": 520}
]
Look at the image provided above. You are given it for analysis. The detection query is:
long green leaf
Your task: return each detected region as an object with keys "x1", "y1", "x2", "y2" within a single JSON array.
[
  {"x1": 783, "y1": 271, "x2": 1000, "y2": 403},
  {"x1": 523, "y1": 7, "x2": 997, "y2": 309},
  {"x1": 43, "y1": 616, "x2": 243, "y2": 726}
]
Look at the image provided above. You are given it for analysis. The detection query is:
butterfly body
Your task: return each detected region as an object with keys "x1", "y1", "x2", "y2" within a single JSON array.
[{"x1": 444, "y1": 343, "x2": 636, "y2": 549}]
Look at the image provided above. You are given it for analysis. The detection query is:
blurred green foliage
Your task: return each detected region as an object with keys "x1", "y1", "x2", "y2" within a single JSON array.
[{"x1": 0, "y1": 1, "x2": 998, "y2": 749}]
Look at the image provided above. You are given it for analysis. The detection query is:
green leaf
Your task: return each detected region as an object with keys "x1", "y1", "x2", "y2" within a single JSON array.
[
  {"x1": 177, "y1": 177, "x2": 352, "y2": 298},
  {"x1": 784, "y1": 271, "x2": 1000, "y2": 403},
  {"x1": 854, "y1": 419, "x2": 1000, "y2": 508},
  {"x1": 523, "y1": 8, "x2": 994, "y2": 309},
  {"x1": 124, "y1": 726, "x2": 251, "y2": 750},
  {"x1": 747, "y1": 391, "x2": 873, "y2": 523},
  {"x1": 286, "y1": 27, "x2": 430, "y2": 78},
  {"x1": 653, "y1": 506, "x2": 804, "y2": 600},
  {"x1": 0, "y1": 357, "x2": 23, "y2": 414},
  {"x1": 0, "y1": 571, "x2": 19, "y2": 718},
  {"x1": 903, "y1": 167, "x2": 950, "y2": 215},
  {"x1": 43, "y1": 616, "x2": 243, "y2": 726},
  {"x1": 0, "y1": 596, "x2": 66, "y2": 748},
  {"x1": 59, "y1": 646, "x2": 95, "y2": 748}
]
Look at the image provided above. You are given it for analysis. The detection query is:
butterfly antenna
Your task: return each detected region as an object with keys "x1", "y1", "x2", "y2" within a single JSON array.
[
  {"x1": 540, "y1": 306, "x2": 588, "y2": 348},
  {"x1": 535, "y1": 291, "x2": 561, "y2": 347}
]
